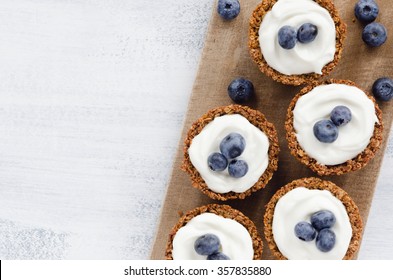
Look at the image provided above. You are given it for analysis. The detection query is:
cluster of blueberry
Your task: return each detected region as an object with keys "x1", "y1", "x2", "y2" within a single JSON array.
[
  {"x1": 278, "y1": 23, "x2": 318, "y2": 50},
  {"x1": 355, "y1": 0, "x2": 387, "y2": 47},
  {"x1": 208, "y1": 132, "x2": 249, "y2": 178},
  {"x1": 295, "y1": 210, "x2": 337, "y2": 252},
  {"x1": 313, "y1": 105, "x2": 352, "y2": 143},
  {"x1": 194, "y1": 234, "x2": 230, "y2": 260}
]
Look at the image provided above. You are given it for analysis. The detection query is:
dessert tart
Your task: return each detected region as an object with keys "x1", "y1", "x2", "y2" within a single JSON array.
[
  {"x1": 182, "y1": 104, "x2": 279, "y2": 200},
  {"x1": 286, "y1": 79, "x2": 383, "y2": 176},
  {"x1": 166, "y1": 204, "x2": 263, "y2": 260},
  {"x1": 264, "y1": 177, "x2": 363, "y2": 260},
  {"x1": 249, "y1": 0, "x2": 346, "y2": 86}
]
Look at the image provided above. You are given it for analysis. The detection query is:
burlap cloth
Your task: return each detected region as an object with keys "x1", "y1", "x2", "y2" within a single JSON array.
[{"x1": 151, "y1": 0, "x2": 393, "y2": 259}]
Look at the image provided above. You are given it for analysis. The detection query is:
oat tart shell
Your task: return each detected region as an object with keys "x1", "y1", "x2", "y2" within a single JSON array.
[
  {"x1": 248, "y1": 0, "x2": 346, "y2": 86},
  {"x1": 264, "y1": 177, "x2": 363, "y2": 260},
  {"x1": 165, "y1": 204, "x2": 263, "y2": 260},
  {"x1": 181, "y1": 104, "x2": 280, "y2": 201},
  {"x1": 285, "y1": 79, "x2": 383, "y2": 176}
]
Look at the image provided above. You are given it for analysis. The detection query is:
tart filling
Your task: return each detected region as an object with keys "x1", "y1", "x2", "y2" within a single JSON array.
[
  {"x1": 259, "y1": 0, "x2": 336, "y2": 75},
  {"x1": 188, "y1": 114, "x2": 269, "y2": 193}
]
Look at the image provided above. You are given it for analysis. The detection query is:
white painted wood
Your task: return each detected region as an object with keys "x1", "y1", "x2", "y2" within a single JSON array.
[{"x1": 0, "y1": 0, "x2": 390, "y2": 259}]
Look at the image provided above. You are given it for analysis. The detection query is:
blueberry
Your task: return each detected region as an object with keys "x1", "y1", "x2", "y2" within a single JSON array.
[
  {"x1": 362, "y1": 22, "x2": 387, "y2": 47},
  {"x1": 354, "y1": 0, "x2": 379, "y2": 23},
  {"x1": 311, "y1": 210, "x2": 336, "y2": 231},
  {"x1": 228, "y1": 159, "x2": 248, "y2": 178},
  {"x1": 330, "y1": 106, "x2": 352, "y2": 127},
  {"x1": 217, "y1": 0, "x2": 240, "y2": 20},
  {"x1": 313, "y1": 120, "x2": 339, "y2": 143},
  {"x1": 316, "y1": 229, "x2": 336, "y2": 252},
  {"x1": 227, "y1": 78, "x2": 254, "y2": 103},
  {"x1": 194, "y1": 234, "x2": 220, "y2": 256},
  {"x1": 294, "y1": 221, "x2": 317, "y2": 241},
  {"x1": 220, "y1": 133, "x2": 246, "y2": 159},
  {"x1": 207, "y1": 252, "x2": 230, "y2": 260},
  {"x1": 372, "y1": 77, "x2": 393, "y2": 101},
  {"x1": 207, "y1": 152, "x2": 228, "y2": 172},
  {"x1": 278, "y1": 25, "x2": 297, "y2": 49},
  {"x1": 297, "y1": 23, "x2": 318, "y2": 43}
]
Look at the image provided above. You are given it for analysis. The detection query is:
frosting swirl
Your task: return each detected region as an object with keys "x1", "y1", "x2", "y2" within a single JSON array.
[
  {"x1": 293, "y1": 83, "x2": 379, "y2": 165},
  {"x1": 258, "y1": 0, "x2": 336, "y2": 75},
  {"x1": 172, "y1": 213, "x2": 254, "y2": 260},
  {"x1": 188, "y1": 114, "x2": 269, "y2": 193},
  {"x1": 272, "y1": 187, "x2": 352, "y2": 259}
]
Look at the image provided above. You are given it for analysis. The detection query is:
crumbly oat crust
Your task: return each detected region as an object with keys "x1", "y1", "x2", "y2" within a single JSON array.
[
  {"x1": 285, "y1": 79, "x2": 383, "y2": 176},
  {"x1": 182, "y1": 104, "x2": 280, "y2": 200},
  {"x1": 264, "y1": 177, "x2": 363, "y2": 260},
  {"x1": 165, "y1": 204, "x2": 263, "y2": 260},
  {"x1": 248, "y1": 0, "x2": 347, "y2": 86}
]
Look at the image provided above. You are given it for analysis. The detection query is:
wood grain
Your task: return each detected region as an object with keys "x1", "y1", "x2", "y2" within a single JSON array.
[{"x1": 150, "y1": 0, "x2": 393, "y2": 260}]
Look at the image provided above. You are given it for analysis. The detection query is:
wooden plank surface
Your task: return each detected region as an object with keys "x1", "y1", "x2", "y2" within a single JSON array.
[{"x1": 151, "y1": 0, "x2": 393, "y2": 259}]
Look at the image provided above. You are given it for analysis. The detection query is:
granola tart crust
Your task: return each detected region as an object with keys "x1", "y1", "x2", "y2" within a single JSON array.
[
  {"x1": 285, "y1": 79, "x2": 383, "y2": 176},
  {"x1": 248, "y1": 0, "x2": 347, "y2": 86},
  {"x1": 264, "y1": 177, "x2": 363, "y2": 260},
  {"x1": 165, "y1": 204, "x2": 264, "y2": 260},
  {"x1": 182, "y1": 104, "x2": 280, "y2": 200}
]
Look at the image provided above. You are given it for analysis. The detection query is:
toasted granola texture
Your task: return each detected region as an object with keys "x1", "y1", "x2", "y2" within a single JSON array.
[
  {"x1": 166, "y1": 204, "x2": 263, "y2": 260},
  {"x1": 285, "y1": 79, "x2": 383, "y2": 176},
  {"x1": 182, "y1": 104, "x2": 280, "y2": 200},
  {"x1": 248, "y1": 0, "x2": 347, "y2": 86},
  {"x1": 264, "y1": 177, "x2": 363, "y2": 260}
]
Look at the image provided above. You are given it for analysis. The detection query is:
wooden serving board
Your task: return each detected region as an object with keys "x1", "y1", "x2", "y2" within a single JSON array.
[{"x1": 151, "y1": 0, "x2": 393, "y2": 259}]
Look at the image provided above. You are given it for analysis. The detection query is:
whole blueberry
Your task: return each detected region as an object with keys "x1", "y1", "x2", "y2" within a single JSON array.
[
  {"x1": 372, "y1": 77, "x2": 393, "y2": 101},
  {"x1": 194, "y1": 234, "x2": 220, "y2": 256},
  {"x1": 311, "y1": 210, "x2": 336, "y2": 231},
  {"x1": 355, "y1": 0, "x2": 379, "y2": 24},
  {"x1": 313, "y1": 120, "x2": 339, "y2": 143},
  {"x1": 217, "y1": 0, "x2": 240, "y2": 20},
  {"x1": 362, "y1": 22, "x2": 387, "y2": 47},
  {"x1": 227, "y1": 78, "x2": 254, "y2": 103},
  {"x1": 207, "y1": 252, "x2": 230, "y2": 260},
  {"x1": 228, "y1": 159, "x2": 248, "y2": 178},
  {"x1": 278, "y1": 25, "x2": 297, "y2": 49},
  {"x1": 220, "y1": 133, "x2": 246, "y2": 159},
  {"x1": 330, "y1": 106, "x2": 352, "y2": 127},
  {"x1": 207, "y1": 152, "x2": 228, "y2": 172},
  {"x1": 294, "y1": 221, "x2": 317, "y2": 242},
  {"x1": 316, "y1": 229, "x2": 336, "y2": 252},
  {"x1": 297, "y1": 23, "x2": 318, "y2": 43}
]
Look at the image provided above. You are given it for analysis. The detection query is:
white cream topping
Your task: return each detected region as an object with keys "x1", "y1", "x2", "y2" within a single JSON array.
[
  {"x1": 172, "y1": 213, "x2": 254, "y2": 260},
  {"x1": 273, "y1": 187, "x2": 352, "y2": 260},
  {"x1": 258, "y1": 0, "x2": 336, "y2": 75},
  {"x1": 188, "y1": 114, "x2": 269, "y2": 194},
  {"x1": 293, "y1": 84, "x2": 378, "y2": 165}
]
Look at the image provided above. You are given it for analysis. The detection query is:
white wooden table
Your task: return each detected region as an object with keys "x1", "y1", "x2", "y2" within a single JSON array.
[{"x1": 0, "y1": 0, "x2": 391, "y2": 259}]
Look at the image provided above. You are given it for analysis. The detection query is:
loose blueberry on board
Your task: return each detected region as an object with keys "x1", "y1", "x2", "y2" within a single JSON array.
[
  {"x1": 217, "y1": 0, "x2": 240, "y2": 20},
  {"x1": 330, "y1": 106, "x2": 352, "y2": 127},
  {"x1": 227, "y1": 78, "x2": 254, "y2": 103},
  {"x1": 278, "y1": 25, "x2": 297, "y2": 49},
  {"x1": 294, "y1": 221, "x2": 317, "y2": 241},
  {"x1": 194, "y1": 234, "x2": 220, "y2": 256},
  {"x1": 354, "y1": 0, "x2": 379, "y2": 24},
  {"x1": 207, "y1": 252, "x2": 230, "y2": 260},
  {"x1": 297, "y1": 23, "x2": 318, "y2": 43},
  {"x1": 220, "y1": 133, "x2": 246, "y2": 159},
  {"x1": 372, "y1": 77, "x2": 393, "y2": 101},
  {"x1": 208, "y1": 152, "x2": 228, "y2": 172},
  {"x1": 311, "y1": 210, "x2": 336, "y2": 231},
  {"x1": 362, "y1": 22, "x2": 387, "y2": 47},
  {"x1": 228, "y1": 159, "x2": 248, "y2": 178},
  {"x1": 316, "y1": 228, "x2": 336, "y2": 252},
  {"x1": 313, "y1": 120, "x2": 339, "y2": 143}
]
